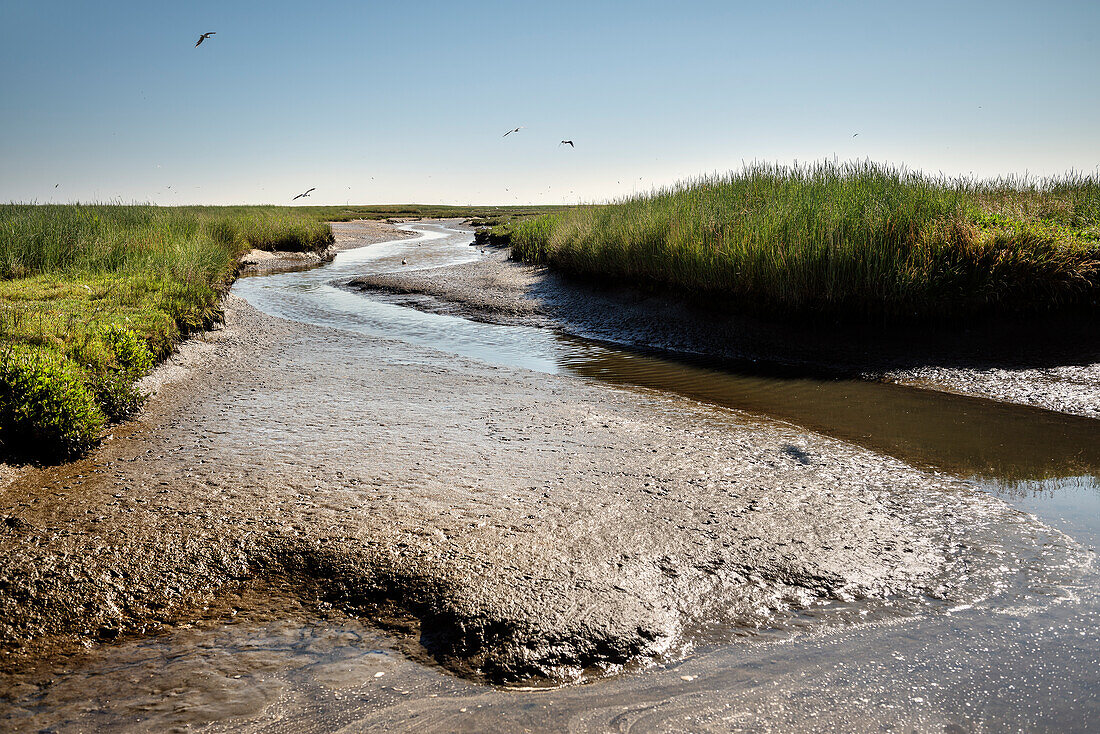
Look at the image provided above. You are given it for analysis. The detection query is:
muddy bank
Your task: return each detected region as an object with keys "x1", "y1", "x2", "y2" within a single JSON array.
[
  {"x1": 346, "y1": 247, "x2": 1100, "y2": 418},
  {"x1": 0, "y1": 283, "x2": 1084, "y2": 687},
  {"x1": 239, "y1": 219, "x2": 412, "y2": 275}
]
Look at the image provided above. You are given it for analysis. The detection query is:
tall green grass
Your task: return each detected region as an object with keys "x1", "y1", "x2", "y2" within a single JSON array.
[
  {"x1": 506, "y1": 162, "x2": 1100, "y2": 321},
  {"x1": 0, "y1": 204, "x2": 333, "y2": 459}
]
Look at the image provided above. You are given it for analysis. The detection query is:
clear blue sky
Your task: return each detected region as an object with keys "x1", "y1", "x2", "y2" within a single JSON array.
[{"x1": 2, "y1": 0, "x2": 1098, "y2": 205}]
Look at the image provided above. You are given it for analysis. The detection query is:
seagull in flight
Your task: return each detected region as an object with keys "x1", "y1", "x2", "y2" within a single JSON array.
[
  {"x1": 195, "y1": 32, "x2": 216, "y2": 47},
  {"x1": 560, "y1": 140, "x2": 574, "y2": 148},
  {"x1": 502, "y1": 127, "x2": 524, "y2": 137},
  {"x1": 292, "y1": 187, "x2": 315, "y2": 200}
]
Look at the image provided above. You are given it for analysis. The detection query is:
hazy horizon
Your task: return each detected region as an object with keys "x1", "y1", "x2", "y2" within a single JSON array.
[{"x1": 3, "y1": 0, "x2": 1098, "y2": 206}]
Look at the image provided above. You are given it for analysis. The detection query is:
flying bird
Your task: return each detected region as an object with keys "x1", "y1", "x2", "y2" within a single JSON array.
[
  {"x1": 195, "y1": 32, "x2": 216, "y2": 47},
  {"x1": 502, "y1": 127, "x2": 524, "y2": 137},
  {"x1": 54, "y1": 184, "x2": 59, "y2": 188},
  {"x1": 292, "y1": 187, "x2": 315, "y2": 200},
  {"x1": 852, "y1": 133, "x2": 859, "y2": 137},
  {"x1": 560, "y1": 140, "x2": 574, "y2": 148}
]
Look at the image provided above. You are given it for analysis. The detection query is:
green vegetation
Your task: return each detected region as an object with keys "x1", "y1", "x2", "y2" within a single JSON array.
[
  {"x1": 0, "y1": 204, "x2": 333, "y2": 459},
  {"x1": 501, "y1": 162, "x2": 1100, "y2": 322}
]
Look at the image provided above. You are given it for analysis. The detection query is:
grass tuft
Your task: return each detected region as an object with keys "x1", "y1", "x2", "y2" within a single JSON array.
[{"x1": 0, "y1": 345, "x2": 105, "y2": 458}]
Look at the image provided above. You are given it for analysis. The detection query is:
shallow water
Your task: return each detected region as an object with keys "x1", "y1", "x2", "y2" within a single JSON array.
[{"x1": 4, "y1": 221, "x2": 1097, "y2": 732}]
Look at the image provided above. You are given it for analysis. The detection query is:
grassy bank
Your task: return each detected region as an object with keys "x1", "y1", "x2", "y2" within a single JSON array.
[
  {"x1": 0, "y1": 205, "x2": 333, "y2": 459},
  {"x1": 500, "y1": 162, "x2": 1100, "y2": 322}
]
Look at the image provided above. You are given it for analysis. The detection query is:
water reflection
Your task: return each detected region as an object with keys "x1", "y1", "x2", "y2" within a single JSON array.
[{"x1": 555, "y1": 332, "x2": 1100, "y2": 482}]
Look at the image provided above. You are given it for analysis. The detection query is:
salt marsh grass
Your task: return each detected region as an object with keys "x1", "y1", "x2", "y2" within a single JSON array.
[
  {"x1": 0, "y1": 204, "x2": 333, "y2": 458},
  {"x1": 507, "y1": 162, "x2": 1100, "y2": 321}
]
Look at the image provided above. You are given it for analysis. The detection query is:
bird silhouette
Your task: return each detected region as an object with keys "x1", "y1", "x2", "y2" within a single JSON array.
[
  {"x1": 292, "y1": 187, "x2": 315, "y2": 200},
  {"x1": 560, "y1": 140, "x2": 574, "y2": 148},
  {"x1": 195, "y1": 32, "x2": 216, "y2": 47},
  {"x1": 502, "y1": 127, "x2": 524, "y2": 137},
  {"x1": 54, "y1": 184, "x2": 59, "y2": 188},
  {"x1": 852, "y1": 133, "x2": 859, "y2": 137}
]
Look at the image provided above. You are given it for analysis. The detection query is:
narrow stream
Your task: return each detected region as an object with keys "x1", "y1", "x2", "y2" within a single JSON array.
[
  {"x1": 237, "y1": 221, "x2": 1100, "y2": 729},
  {"x1": 5, "y1": 221, "x2": 1097, "y2": 732},
  {"x1": 234, "y1": 221, "x2": 1100, "y2": 486}
]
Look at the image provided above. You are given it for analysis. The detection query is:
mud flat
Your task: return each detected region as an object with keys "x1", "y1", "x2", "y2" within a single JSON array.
[
  {"x1": 348, "y1": 246, "x2": 1100, "y2": 418},
  {"x1": 0, "y1": 299, "x2": 1082, "y2": 683},
  {"x1": 0, "y1": 222, "x2": 1093, "y2": 731}
]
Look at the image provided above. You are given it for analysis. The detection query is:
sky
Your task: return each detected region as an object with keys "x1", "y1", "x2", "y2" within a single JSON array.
[{"x1": 2, "y1": 0, "x2": 1098, "y2": 206}]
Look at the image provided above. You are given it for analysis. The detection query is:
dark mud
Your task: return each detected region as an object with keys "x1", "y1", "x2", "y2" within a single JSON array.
[{"x1": 347, "y1": 247, "x2": 1100, "y2": 418}]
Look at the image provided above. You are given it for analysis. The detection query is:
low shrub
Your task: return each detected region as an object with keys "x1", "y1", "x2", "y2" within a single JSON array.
[{"x1": 0, "y1": 346, "x2": 105, "y2": 458}]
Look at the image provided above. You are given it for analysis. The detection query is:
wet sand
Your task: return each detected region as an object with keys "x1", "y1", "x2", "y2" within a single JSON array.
[{"x1": 0, "y1": 221, "x2": 1092, "y2": 730}]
